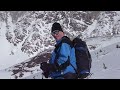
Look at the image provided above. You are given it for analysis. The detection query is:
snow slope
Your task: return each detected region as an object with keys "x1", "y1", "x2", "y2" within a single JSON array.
[
  {"x1": 19, "y1": 36, "x2": 120, "y2": 79},
  {"x1": 90, "y1": 43, "x2": 120, "y2": 79}
]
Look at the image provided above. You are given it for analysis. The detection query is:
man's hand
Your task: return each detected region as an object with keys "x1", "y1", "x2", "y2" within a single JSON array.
[
  {"x1": 40, "y1": 62, "x2": 50, "y2": 78},
  {"x1": 40, "y1": 62, "x2": 56, "y2": 78},
  {"x1": 40, "y1": 62, "x2": 48, "y2": 71}
]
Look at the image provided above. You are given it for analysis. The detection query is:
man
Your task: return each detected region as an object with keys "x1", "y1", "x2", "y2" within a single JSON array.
[{"x1": 40, "y1": 22, "x2": 77, "y2": 79}]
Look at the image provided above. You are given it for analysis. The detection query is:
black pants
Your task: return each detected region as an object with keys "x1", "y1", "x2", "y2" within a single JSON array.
[
  {"x1": 63, "y1": 72, "x2": 77, "y2": 79},
  {"x1": 53, "y1": 73, "x2": 90, "y2": 79},
  {"x1": 53, "y1": 72, "x2": 77, "y2": 79},
  {"x1": 78, "y1": 73, "x2": 90, "y2": 79}
]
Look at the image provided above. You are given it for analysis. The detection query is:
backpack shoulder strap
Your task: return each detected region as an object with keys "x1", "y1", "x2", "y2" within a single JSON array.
[
  {"x1": 61, "y1": 36, "x2": 73, "y2": 48},
  {"x1": 54, "y1": 36, "x2": 73, "y2": 71},
  {"x1": 55, "y1": 36, "x2": 73, "y2": 53}
]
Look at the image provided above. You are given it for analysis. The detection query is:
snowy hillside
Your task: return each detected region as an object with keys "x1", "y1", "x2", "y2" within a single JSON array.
[
  {"x1": 90, "y1": 45, "x2": 120, "y2": 78},
  {"x1": 23, "y1": 36, "x2": 120, "y2": 79},
  {"x1": 1, "y1": 11, "x2": 120, "y2": 79},
  {"x1": 88, "y1": 36, "x2": 120, "y2": 79},
  {"x1": 20, "y1": 36, "x2": 120, "y2": 79},
  {"x1": 0, "y1": 18, "x2": 29, "y2": 70},
  {"x1": 0, "y1": 11, "x2": 99, "y2": 70},
  {"x1": 0, "y1": 35, "x2": 120, "y2": 79}
]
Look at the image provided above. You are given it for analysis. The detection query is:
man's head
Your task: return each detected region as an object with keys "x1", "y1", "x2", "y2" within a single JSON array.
[{"x1": 51, "y1": 22, "x2": 64, "y2": 41}]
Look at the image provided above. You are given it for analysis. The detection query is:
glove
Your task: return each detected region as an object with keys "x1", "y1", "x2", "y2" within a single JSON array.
[
  {"x1": 40, "y1": 62, "x2": 56, "y2": 78},
  {"x1": 40, "y1": 62, "x2": 50, "y2": 78},
  {"x1": 40, "y1": 62, "x2": 48, "y2": 72},
  {"x1": 42, "y1": 71, "x2": 50, "y2": 78}
]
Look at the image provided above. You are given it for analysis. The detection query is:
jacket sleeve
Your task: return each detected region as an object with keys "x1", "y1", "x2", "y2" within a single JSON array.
[{"x1": 57, "y1": 43, "x2": 71, "y2": 66}]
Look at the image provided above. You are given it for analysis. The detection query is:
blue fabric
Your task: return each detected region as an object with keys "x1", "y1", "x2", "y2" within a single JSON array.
[{"x1": 49, "y1": 38, "x2": 77, "y2": 79}]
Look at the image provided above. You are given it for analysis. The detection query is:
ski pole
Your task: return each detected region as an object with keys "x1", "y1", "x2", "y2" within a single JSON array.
[{"x1": 42, "y1": 73, "x2": 44, "y2": 79}]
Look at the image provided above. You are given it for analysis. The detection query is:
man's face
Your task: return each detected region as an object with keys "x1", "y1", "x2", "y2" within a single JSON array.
[{"x1": 52, "y1": 30, "x2": 64, "y2": 41}]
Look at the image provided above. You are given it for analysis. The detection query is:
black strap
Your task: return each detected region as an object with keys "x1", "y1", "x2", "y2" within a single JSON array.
[
  {"x1": 54, "y1": 36, "x2": 73, "y2": 53},
  {"x1": 54, "y1": 36, "x2": 73, "y2": 71},
  {"x1": 85, "y1": 45, "x2": 92, "y2": 69},
  {"x1": 67, "y1": 56, "x2": 79, "y2": 78}
]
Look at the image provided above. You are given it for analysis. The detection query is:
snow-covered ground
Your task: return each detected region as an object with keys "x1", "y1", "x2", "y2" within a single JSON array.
[
  {"x1": 89, "y1": 37, "x2": 120, "y2": 79},
  {"x1": 90, "y1": 47, "x2": 120, "y2": 79}
]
